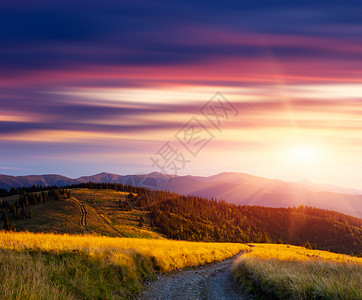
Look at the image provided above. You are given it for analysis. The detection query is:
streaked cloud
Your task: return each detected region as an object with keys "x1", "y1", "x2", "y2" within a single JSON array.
[{"x1": 1, "y1": 0, "x2": 362, "y2": 187}]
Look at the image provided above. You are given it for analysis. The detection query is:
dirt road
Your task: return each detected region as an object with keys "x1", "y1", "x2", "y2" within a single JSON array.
[
  {"x1": 70, "y1": 196, "x2": 87, "y2": 229},
  {"x1": 141, "y1": 254, "x2": 252, "y2": 300}
]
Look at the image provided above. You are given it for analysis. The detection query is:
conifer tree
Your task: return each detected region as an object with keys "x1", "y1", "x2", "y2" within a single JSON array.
[
  {"x1": 41, "y1": 191, "x2": 46, "y2": 202},
  {"x1": 21, "y1": 203, "x2": 27, "y2": 219},
  {"x1": 2, "y1": 211, "x2": 14, "y2": 231},
  {"x1": 38, "y1": 193, "x2": 43, "y2": 204},
  {"x1": 138, "y1": 215, "x2": 144, "y2": 227},
  {"x1": 12, "y1": 204, "x2": 17, "y2": 218}
]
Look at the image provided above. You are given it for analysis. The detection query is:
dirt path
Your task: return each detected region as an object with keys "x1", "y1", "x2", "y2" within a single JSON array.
[
  {"x1": 69, "y1": 195, "x2": 127, "y2": 237},
  {"x1": 70, "y1": 196, "x2": 87, "y2": 229},
  {"x1": 141, "y1": 254, "x2": 252, "y2": 300}
]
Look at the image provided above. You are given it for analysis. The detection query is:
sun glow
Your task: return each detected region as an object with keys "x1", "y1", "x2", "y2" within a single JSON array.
[
  {"x1": 292, "y1": 146, "x2": 316, "y2": 161},
  {"x1": 287, "y1": 145, "x2": 320, "y2": 163}
]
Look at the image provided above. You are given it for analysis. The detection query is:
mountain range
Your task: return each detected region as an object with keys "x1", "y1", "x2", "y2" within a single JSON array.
[{"x1": 1, "y1": 171, "x2": 361, "y2": 218}]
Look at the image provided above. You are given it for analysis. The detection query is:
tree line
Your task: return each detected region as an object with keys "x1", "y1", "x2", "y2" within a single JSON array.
[
  {"x1": 65, "y1": 182, "x2": 362, "y2": 255},
  {"x1": 0, "y1": 188, "x2": 70, "y2": 230}
]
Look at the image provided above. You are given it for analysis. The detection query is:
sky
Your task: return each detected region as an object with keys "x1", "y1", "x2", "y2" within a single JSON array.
[{"x1": 1, "y1": 0, "x2": 362, "y2": 188}]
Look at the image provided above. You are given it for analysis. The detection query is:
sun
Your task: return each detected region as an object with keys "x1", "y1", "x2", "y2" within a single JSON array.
[
  {"x1": 293, "y1": 147, "x2": 315, "y2": 161},
  {"x1": 288, "y1": 145, "x2": 319, "y2": 163}
]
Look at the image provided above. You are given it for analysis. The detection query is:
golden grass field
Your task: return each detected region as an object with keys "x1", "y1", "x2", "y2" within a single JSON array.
[
  {"x1": 2, "y1": 189, "x2": 361, "y2": 299},
  {"x1": 0, "y1": 231, "x2": 248, "y2": 271},
  {"x1": 232, "y1": 244, "x2": 362, "y2": 299},
  {"x1": 0, "y1": 231, "x2": 249, "y2": 299},
  {"x1": 1, "y1": 231, "x2": 361, "y2": 299}
]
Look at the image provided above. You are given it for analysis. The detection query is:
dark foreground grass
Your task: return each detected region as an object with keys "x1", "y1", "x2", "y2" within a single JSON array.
[{"x1": 0, "y1": 249, "x2": 155, "y2": 299}]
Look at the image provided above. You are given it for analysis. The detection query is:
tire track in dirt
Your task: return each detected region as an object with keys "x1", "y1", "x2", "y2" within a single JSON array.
[
  {"x1": 69, "y1": 195, "x2": 126, "y2": 237},
  {"x1": 70, "y1": 196, "x2": 87, "y2": 229}
]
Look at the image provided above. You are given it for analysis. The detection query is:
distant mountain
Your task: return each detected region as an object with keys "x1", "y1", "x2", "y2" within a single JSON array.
[
  {"x1": 0, "y1": 174, "x2": 78, "y2": 190},
  {"x1": 297, "y1": 179, "x2": 362, "y2": 195},
  {"x1": 147, "y1": 172, "x2": 362, "y2": 218},
  {"x1": 1, "y1": 171, "x2": 361, "y2": 218},
  {"x1": 77, "y1": 172, "x2": 124, "y2": 183}
]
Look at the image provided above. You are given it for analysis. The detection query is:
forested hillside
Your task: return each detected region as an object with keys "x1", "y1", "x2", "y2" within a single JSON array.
[
  {"x1": 148, "y1": 196, "x2": 361, "y2": 255},
  {"x1": 71, "y1": 182, "x2": 362, "y2": 255},
  {"x1": 1, "y1": 182, "x2": 361, "y2": 255}
]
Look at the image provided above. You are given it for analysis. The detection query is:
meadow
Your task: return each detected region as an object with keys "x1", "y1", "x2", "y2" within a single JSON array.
[
  {"x1": 0, "y1": 231, "x2": 249, "y2": 299},
  {"x1": 232, "y1": 243, "x2": 362, "y2": 299},
  {"x1": 69, "y1": 189, "x2": 159, "y2": 239},
  {"x1": 2, "y1": 187, "x2": 362, "y2": 299},
  {"x1": 6, "y1": 188, "x2": 164, "y2": 239}
]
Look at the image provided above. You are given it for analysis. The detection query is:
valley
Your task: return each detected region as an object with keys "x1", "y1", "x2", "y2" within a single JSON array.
[{"x1": 0, "y1": 183, "x2": 361, "y2": 299}]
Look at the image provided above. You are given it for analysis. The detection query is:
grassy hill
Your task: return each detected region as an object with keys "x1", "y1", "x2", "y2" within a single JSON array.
[
  {"x1": 1, "y1": 184, "x2": 361, "y2": 255},
  {"x1": 70, "y1": 188, "x2": 162, "y2": 239},
  {"x1": 2, "y1": 188, "x2": 164, "y2": 239}
]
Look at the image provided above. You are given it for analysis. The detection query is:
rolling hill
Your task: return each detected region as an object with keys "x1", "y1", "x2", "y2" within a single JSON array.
[
  {"x1": 0, "y1": 188, "x2": 164, "y2": 239},
  {"x1": 1, "y1": 171, "x2": 362, "y2": 218},
  {"x1": 1, "y1": 184, "x2": 361, "y2": 255}
]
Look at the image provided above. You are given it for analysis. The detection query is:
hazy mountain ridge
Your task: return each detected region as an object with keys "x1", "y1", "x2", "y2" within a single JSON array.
[
  {"x1": 0, "y1": 174, "x2": 78, "y2": 190},
  {"x1": 1, "y1": 171, "x2": 361, "y2": 218}
]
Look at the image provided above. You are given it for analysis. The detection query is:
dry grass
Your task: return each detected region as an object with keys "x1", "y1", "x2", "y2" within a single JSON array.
[
  {"x1": 232, "y1": 244, "x2": 362, "y2": 299},
  {"x1": 0, "y1": 231, "x2": 249, "y2": 299},
  {"x1": 70, "y1": 188, "x2": 129, "y2": 204},
  {"x1": 0, "y1": 231, "x2": 249, "y2": 271},
  {"x1": 0, "y1": 249, "x2": 74, "y2": 300},
  {"x1": 70, "y1": 188, "x2": 163, "y2": 239},
  {"x1": 13, "y1": 198, "x2": 84, "y2": 234},
  {"x1": 245, "y1": 243, "x2": 362, "y2": 264},
  {"x1": 7, "y1": 188, "x2": 164, "y2": 239}
]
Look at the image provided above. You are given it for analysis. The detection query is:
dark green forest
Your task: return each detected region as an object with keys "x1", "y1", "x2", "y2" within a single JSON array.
[{"x1": 1, "y1": 182, "x2": 361, "y2": 255}]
